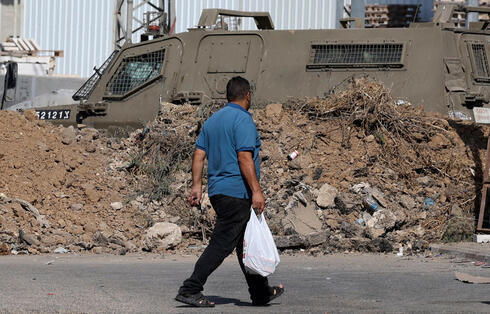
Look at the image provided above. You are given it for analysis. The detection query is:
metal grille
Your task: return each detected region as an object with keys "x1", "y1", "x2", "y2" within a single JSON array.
[
  {"x1": 472, "y1": 44, "x2": 490, "y2": 79},
  {"x1": 106, "y1": 50, "x2": 165, "y2": 96},
  {"x1": 310, "y1": 43, "x2": 403, "y2": 67},
  {"x1": 73, "y1": 50, "x2": 119, "y2": 101}
]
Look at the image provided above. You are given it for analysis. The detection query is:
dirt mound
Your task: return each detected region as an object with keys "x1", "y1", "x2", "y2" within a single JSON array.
[{"x1": 0, "y1": 110, "x2": 145, "y2": 255}]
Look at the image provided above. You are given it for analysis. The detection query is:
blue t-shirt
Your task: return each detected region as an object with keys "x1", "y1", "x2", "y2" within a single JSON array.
[{"x1": 196, "y1": 103, "x2": 261, "y2": 199}]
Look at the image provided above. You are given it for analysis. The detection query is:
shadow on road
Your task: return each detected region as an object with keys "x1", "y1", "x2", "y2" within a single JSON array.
[
  {"x1": 207, "y1": 295, "x2": 252, "y2": 306},
  {"x1": 175, "y1": 295, "x2": 281, "y2": 308}
]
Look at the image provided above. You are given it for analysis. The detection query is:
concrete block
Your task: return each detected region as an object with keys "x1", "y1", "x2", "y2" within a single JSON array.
[{"x1": 474, "y1": 234, "x2": 490, "y2": 243}]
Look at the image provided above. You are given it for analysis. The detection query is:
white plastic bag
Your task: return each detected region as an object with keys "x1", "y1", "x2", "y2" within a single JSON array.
[{"x1": 242, "y1": 208, "x2": 280, "y2": 277}]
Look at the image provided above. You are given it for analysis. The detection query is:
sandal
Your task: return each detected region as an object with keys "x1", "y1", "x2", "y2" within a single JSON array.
[
  {"x1": 252, "y1": 285, "x2": 285, "y2": 306},
  {"x1": 175, "y1": 293, "x2": 215, "y2": 307}
]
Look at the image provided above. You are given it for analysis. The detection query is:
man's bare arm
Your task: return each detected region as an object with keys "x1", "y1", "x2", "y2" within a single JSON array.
[
  {"x1": 238, "y1": 151, "x2": 265, "y2": 214},
  {"x1": 188, "y1": 148, "x2": 206, "y2": 206}
]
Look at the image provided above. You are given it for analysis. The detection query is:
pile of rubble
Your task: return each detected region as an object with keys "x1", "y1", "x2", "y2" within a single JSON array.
[
  {"x1": 123, "y1": 79, "x2": 484, "y2": 255},
  {"x1": 0, "y1": 79, "x2": 486, "y2": 256}
]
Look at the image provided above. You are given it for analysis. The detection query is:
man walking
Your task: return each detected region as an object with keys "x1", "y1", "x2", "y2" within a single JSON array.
[{"x1": 175, "y1": 76, "x2": 284, "y2": 307}]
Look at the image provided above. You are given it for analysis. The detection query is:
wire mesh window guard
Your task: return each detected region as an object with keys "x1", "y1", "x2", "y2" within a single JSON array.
[
  {"x1": 106, "y1": 50, "x2": 165, "y2": 96},
  {"x1": 309, "y1": 43, "x2": 404, "y2": 68},
  {"x1": 471, "y1": 44, "x2": 490, "y2": 81},
  {"x1": 73, "y1": 50, "x2": 119, "y2": 101}
]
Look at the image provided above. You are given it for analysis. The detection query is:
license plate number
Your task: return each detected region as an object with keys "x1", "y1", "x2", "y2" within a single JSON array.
[{"x1": 36, "y1": 110, "x2": 71, "y2": 120}]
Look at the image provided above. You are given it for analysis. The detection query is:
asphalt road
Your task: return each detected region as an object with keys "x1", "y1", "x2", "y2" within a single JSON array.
[{"x1": 0, "y1": 252, "x2": 489, "y2": 313}]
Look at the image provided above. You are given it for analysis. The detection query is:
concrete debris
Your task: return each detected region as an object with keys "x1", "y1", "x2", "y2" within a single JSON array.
[
  {"x1": 54, "y1": 247, "x2": 69, "y2": 254},
  {"x1": 265, "y1": 103, "x2": 283, "y2": 119},
  {"x1": 70, "y1": 203, "x2": 83, "y2": 211},
  {"x1": 110, "y1": 202, "x2": 123, "y2": 210},
  {"x1": 366, "y1": 210, "x2": 397, "y2": 231},
  {"x1": 316, "y1": 183, "x2": 338, "y2": 208},
  {"x1": 143, "y1": 222, "x2": 182, "y2": 251},
  {"x1": 282, "y1": 198, "x2": 323, "y2": 235},
  {"x1": 19, "y1": 230, "x2": 40, "y2": 246},
  {"x1": 60, "y1": 126, "x2": 76, "y2": 145}
]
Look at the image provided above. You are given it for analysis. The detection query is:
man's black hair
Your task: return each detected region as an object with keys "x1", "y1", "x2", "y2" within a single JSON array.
[{"x1": 226, "y1": 76, "x2": 250, "y2": 102}]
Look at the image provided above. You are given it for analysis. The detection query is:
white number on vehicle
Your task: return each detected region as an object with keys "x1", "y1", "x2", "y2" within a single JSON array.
[{"x1": 35, "y1": 110, "x2": 71, "y2": 120}]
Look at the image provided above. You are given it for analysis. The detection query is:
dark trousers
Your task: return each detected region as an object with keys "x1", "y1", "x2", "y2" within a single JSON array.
[{"x1": 178, "y1": 194, "x2": 269, "y2": 302}]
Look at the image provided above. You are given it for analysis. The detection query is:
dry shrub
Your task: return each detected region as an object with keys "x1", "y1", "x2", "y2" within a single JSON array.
[
  {"x1": 299, "y1": 79, "x2": 461, "y2": 180},
  {"x1": 128, "y1": 102, "x2": 222, "y2": 201}
]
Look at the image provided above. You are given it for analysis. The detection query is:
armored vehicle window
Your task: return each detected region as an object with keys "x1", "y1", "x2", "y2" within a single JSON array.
[
  {"x1": 106, "y1": 50, "x2": 165, "y2": 96},
  {"x1": 73, "y1": 50, "x2": 119, "y2": 101},
  {"x1": 471, "y1": 44, "x2": 490, "y2": 82},
  {"x1": 308, "y1": 43, "x2": 403, "y2": 69}
]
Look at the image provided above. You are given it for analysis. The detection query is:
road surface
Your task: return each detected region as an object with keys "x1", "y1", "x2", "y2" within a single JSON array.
[{"x1": 0, "y1": 253, "x2": 489, "y2": 313}]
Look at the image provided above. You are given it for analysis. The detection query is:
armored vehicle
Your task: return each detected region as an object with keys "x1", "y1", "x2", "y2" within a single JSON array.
[{"x1": 29, "y1": 5, "x2": 490, "y2": 128}]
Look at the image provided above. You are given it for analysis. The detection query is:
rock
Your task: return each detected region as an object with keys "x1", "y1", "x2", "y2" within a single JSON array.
[
  {"x1": 85, "y1": 188, "x2": 100, "y2": 202},
  {"x1": 316, "y1": 184, "x2": 338, "y2": 208},
  {"x1": 274, "y1": 231, "x2": 329, "y2": 249},
  {"x1": 416, "y1": 176, "x2": 432, "y2": 186},
  {"x1": 61, "y1": 126, "x2": 76, "y2": 145},
  {"x1": 123, "y1": 241, "x2": 137, "y2": 251},
  {"x1": 0, "y1": 243, "x2": 10, "y2": 255},
  {"x1": 168, "y1": 216, "x2": 181, "y2": 224},
  {"x1": 265, "y1": 103, "x2": 283, "y2": 118},
  {"x1": 69, "y1": 225, "x2": 84, "y2": 235},
  {"x1": 324, "y1": 218, "x2": 340, "y2": 230},
  {"x1": 70, "y1": 203, "x2": 83, "y2": 211},
  {"x1": 341, "y1": 222, "x2": 362, "y2": 238},
  {"x1": 294, "y1": 191, "x2": 308, "y2": 206},
  {"x1": 362, "y1": 211, "x2": 373, "y2": 223},
  {"x1": 366, "y1": 210, "x2": 397, "y2": 231},
  {"x1": 364, "y1": 135, "x2": 375, "y2": 143},
  {"x1": 450, "y1": 204, "x2": 463, "y2": 217},
  {"x1": 334, "y1": 193, "x2": 357, "y2": 214},
  {"x1": 110, "y1": 202, "x2": 123, "y2": 210},
  {"x1": 80, "y1": 127, "x2": 99, "y2": 141},
  {"x1": 365, "y1": 227, "x2": 385, "y2": 239},
  {"x1": 351, "y1": 182, "x2": 371, "y2": 194},
  {"x1": 130, "y1": 200, "x2": 144, "y2": 210},
  {"x1": 27, "y1": 247, "x2": 39, "y2": 255},
  {"x1": 19, "y1": 230, "x2": 40, "y2": 246},
  {"x1": 93, "y1": 231, "x2": 109, "y2": 246},
  {"x1": 144, "y1": 222, "x2": 182, "y2": 251},
  {"x1": 371, "y1": 238, "x2": 394, "y2": 252},
  {"x1": 85, "y1": 144, "x2": 96, "y2": 153},
  {"x1": 92, "y1": 247, "x2": 103, "y2": 254},
  {"x1": 282, "y1": 199, "x2": 323, "y2": 235},
  {"x1": 54, "y1": 247, "x2": 69, "y2": 254},
  {"x1": 399, "y1": 194, "x2": 416, "y2": 209},
  {"x1": 371, "y1": 190, "x2": 388, "y2": 208}
]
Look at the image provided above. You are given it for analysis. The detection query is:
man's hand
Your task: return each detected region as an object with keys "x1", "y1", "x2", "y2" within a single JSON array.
[
  {"x1": 188, "y1": 184, "x2": 202, "y2": 206},
  {"x1": 252, "y1": 190, "x2": 265, "y2": 215}
]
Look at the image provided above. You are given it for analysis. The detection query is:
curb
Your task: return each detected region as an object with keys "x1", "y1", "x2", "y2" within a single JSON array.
[{"x1": 430, "y1": 244, "x2": 490, "y2": 263}]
